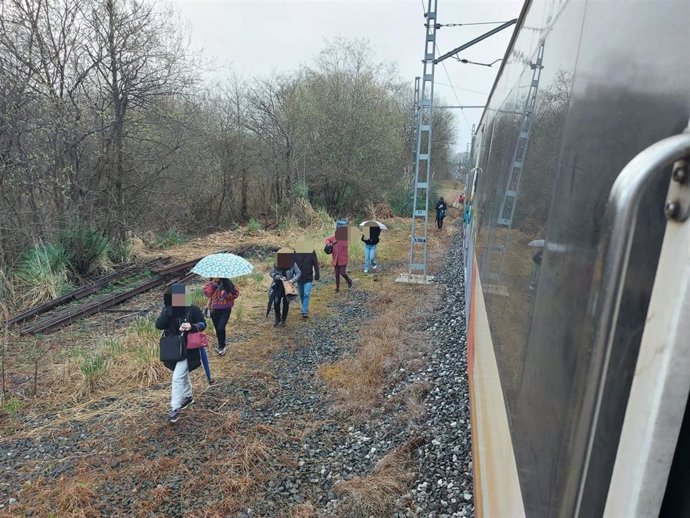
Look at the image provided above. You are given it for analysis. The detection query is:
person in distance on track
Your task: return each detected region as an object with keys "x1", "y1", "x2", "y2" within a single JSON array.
[
  {"x1": 156, "y1": 284, "x2": 206, "y2": 423},
  {"x1": 203, "y1": 277, "x2": 240, "y2": 357},
  {"x1": 435, "y1": 197, "x2": 448, "y2": 230}
]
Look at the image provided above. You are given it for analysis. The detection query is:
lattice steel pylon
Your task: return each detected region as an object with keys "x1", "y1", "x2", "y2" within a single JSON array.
[
  {"x1": 411, "y1": 76, "x2": 421, "y2": 162},
  {"x1": 484, "y1": 41, "x2": 545, "y2": 290},
  {"x1": 406, "y1": 0, "x2": 438, "y2": 283}
]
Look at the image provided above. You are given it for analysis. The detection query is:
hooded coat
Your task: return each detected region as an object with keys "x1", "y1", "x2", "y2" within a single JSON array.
[{"x1": 155, "y1": 304, "x2": 205, "y2": 372}]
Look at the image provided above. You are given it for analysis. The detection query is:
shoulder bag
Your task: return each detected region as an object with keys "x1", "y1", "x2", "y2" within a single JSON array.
[{"x1": 160, "y1": 333, "x2": 184, "y2": 362}]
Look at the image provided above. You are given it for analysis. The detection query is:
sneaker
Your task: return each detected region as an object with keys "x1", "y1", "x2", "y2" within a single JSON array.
[
  {"x1": 335, "y1": 288, "x2": 340, "y2": 293},
  {"x1": 273, "y1": 319, "x2": 281, "y2": 327},
  {"x1": 168, "y1": 408, "x2": 180, "y2": 423},
  {"x1": 209, "y1": 378, "x2": 215, "y2": 386},
  {"x1": 363, "y1": 269, "x2": 369, "y2": 274},
  {"x1": 346, "y1": 278, "x2": 353, "y2": 289},
  {"x1": 180, "y1": 396, "x2": 194, "y2": 410},
  {"x1": 279, "y1": 320, "x2": 286, "y2": 328},
  {"x1": 301, "y1": 313, "x2": 308, "y2": 319},
  {"x1": 217, "y1": 347, "x2": 226, "y2": 356}
]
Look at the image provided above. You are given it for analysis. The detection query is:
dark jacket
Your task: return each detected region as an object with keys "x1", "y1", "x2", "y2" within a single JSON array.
[
  {"x1": 155, "y1": 304, "x2": 206, "y2": 372},
  {"x1": 361, "y1": 226, "x2": 381, "y2": 246},
  {"x1": 266, "y1": 263, "x2": 301, "y2": 316},
  {"x1": 294, "y1": 251, "x2": 320, "y2": 283},
  {"x1": 435, "y1": 201, "x2": 447, "y2": 220}
]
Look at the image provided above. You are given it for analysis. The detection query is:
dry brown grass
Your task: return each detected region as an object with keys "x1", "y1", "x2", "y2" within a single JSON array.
[
  {"x1": 320, "y1": 281, "x2": 439, "y2": 418},
  {"x1": 12, "y1": 475, "x2": 100, "y2": 517},
  {"x1": 333, "y1": 437, "x2": 425, "y2": 518},
  {"x1": 289, "y1": 502, "x2": 318, "y2": 518}
]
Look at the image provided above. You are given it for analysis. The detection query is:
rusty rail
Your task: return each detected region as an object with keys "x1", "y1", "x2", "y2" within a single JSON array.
[
  {"x1": 15, "y1": 246, "x2": 255, "y2": 335},
  {"x1": 16, "y1": 246, "x2": 259, "y2": 335},
  {"x1": 19, "y1": 274, "x2": 174, "y2": 335},
  {"x1": 7, "y1": 257, "x2": 170, "y2": 326}
]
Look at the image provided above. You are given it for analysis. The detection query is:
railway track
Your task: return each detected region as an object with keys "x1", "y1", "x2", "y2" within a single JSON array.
[
  {"x1": 9, "y1": 245, "x2": 263, "y2": 335},
  {"x1": 6, "y1": 257, "x2": 170, "y2": 326}
]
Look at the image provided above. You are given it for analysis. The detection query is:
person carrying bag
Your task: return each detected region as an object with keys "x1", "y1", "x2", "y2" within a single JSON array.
[{"x1": 155, "y1": 284, "x2": 207, "y2": 423}]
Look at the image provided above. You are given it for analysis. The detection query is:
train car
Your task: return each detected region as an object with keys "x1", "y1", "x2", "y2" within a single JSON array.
[{"x1": 463, "y1": 1, "x2": 690, "y2": 517}]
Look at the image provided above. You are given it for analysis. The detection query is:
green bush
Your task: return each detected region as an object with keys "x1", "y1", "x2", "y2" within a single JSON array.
[
  {"x1": 16, "y1": 242, "x2": 73, "y2": 301},
  {"x1": 247, "y1": 218, "x2": 264, "y2": 233},
  {"x1": 59, "y1": 226, "x2": 111, "y2": 275},
  {"x1": 153, "y1": 229, "x2": 186, "y2": 249}
]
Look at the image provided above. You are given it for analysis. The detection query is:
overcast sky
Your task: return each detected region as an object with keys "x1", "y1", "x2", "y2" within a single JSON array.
[{"x1": 168, "y1": 0, "x2": 524, "y2": 152}]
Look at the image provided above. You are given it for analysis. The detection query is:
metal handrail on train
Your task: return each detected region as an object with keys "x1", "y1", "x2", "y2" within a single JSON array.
[{"x1": 573, "y1": 127, "x2": 690, "y2": 517}]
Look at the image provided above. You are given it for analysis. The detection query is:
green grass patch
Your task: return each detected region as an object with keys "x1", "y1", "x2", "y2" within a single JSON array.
[
  {"x1": 153, "y1": 229, "x2": 186, "y2": 249},
  {"x1": 131, "y1": 317, "x2": 158, "y2": 340},
  {"x1": 247, "y1": 218, "x2": 264, "y2": 234},
  {"x1": 189, "y1": 286, "x2": 207, "y2": 308},
  {"x1": 103, "y1": 336, "x2": 124, "y2": 356},
  {"x1": 59, "y1": 225, "x2": 111, "y2": 275},
  {"x1": 16, "y1": 242, "x2": 73, "y2": 302},
  {"x1": 78, "y1": 351, "x2": 110, "y2": 396},
  {"x1": 108, "y1": 238, "x2": 133, "y2": 264},
  {"x1": 3, "y1": 396, "x2": 24, "y2": 416}
]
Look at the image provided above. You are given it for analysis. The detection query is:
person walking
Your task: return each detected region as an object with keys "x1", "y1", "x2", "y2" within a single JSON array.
[
  {"x1": 325, "y1": 220, "x2": 352, "y2": 293},
  {"x1": 360, "y1": 224, "x2": 381, "y2": 274},
  {"x1": 203, "y1": 278, "x2": 240, "y2": 357},
  {"x1": 268, "y1": 248, "x2": 301, "y2": 327},
  {"x1": 294, "y1": 242, "x2": 320, "y2": 319},
  {"x1": 155, "y1": 284, "x2": 207, "y2": 423},
  {"x1": 435, "y1": 197, "x2": 448, "y2": 230}
]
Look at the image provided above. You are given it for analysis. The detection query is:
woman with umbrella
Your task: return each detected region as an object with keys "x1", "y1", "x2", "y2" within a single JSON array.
[
  {"x1": 203, "y1": 278, "x2": 240, "y2": 356},
  {"x1": 192, "y1": 253, "x2": 253, "y2": 356}
]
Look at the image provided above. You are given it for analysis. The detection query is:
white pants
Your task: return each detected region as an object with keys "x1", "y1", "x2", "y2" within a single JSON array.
[{"x1": 171, "y1": 359, "x2": 192, "y2": 410}]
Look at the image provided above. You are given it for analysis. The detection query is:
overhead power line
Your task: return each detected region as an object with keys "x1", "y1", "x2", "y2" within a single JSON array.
[
  {"x1": 433, "y1": 21, "x2": 513, "y2": 28},
  {"x1": 419, "y1": 0, "x2": 473, "y2": 131}
]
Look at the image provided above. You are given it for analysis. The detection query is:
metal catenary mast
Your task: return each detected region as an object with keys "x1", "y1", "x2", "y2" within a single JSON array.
[{"x1": 405, "y1": 0, "x2": 438, "y2": 284}]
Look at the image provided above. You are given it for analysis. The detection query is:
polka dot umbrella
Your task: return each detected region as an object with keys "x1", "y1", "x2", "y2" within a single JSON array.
[{"x1": 191, "y1": 253, "x2": 254, "y2": 279}]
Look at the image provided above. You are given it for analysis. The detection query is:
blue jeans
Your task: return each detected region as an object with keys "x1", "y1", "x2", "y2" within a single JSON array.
[
  {"x1": 364, "y1": 244, "x2": 377, "y2": 271},
  {"x1": 297, "y1": 281, "x2": 313, "y2": 315}
]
